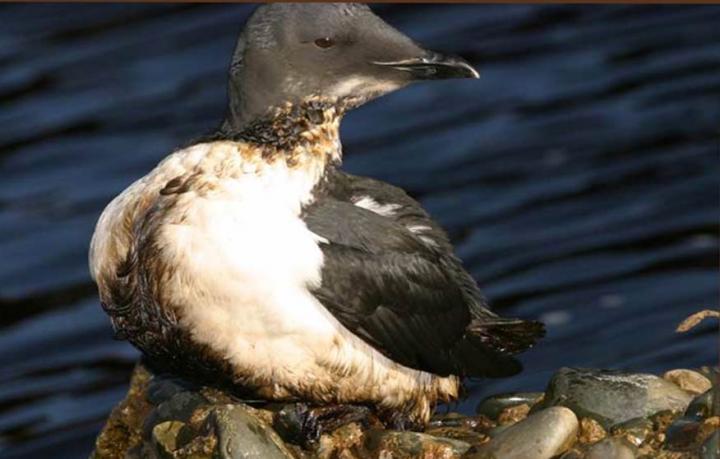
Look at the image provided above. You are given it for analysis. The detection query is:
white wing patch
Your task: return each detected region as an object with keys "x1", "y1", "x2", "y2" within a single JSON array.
[
  {"x1": 407, "y1": 224, "x2": 439, "y2": 247},
  {"x1": 353, "y1": 195, "x2": 401, "y2": 217},
  {"x1": 407, "y1": 225, "x2": 432, "y2": 234},
  {"x1": 352, "y1": 198, "x2": 439, "y2": 247}
]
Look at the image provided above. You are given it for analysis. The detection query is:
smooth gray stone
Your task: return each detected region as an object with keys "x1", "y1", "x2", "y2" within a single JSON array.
[
  {"x1": 543, "y1": 367, "x2": 693, "y2": 428},
  {"x1": 471, "y1": 407, "x2": 578, "y2": 459},
  {"x1": 211, "y1": 404, "x2": 294, "y2": 459},
  {"x1": 476, "y1": 392, "x2": 544, "y2": 419},
  {"x1": 586, "y1": 438, "x2": 636, "y2": 459},
  {"x1": 700, "y1": 430, "x2": 720, "y2": 459},
  {"x1": 610, "y1": 417, "x2": 653, "y2": 446}
]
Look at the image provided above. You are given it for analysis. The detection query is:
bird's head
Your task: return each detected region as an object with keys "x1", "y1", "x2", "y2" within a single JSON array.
[{"x1": 224, "y1": 3, "x2": 479, "y2": 131}]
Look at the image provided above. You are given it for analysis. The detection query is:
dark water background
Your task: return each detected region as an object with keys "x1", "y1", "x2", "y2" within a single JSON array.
[{"x1": 0, "y1": 4, "x2": 718, "y2": 458}]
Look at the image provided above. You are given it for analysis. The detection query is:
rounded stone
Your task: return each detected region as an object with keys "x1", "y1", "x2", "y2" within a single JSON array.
[
  {"x1": 586, "y1": 438, "x2": 636, "y2": 459},
  {"x1": 686, "y1": 390, "x2": 715, "y2": 419},
  {"x1": 428, "y1": 413, "x2": 494, "y2": 432},
  {"x1": 210, "y1": 405, "x2": 295, "y2": 459},
  {"x1": 476, "y1": 392, "x2": 544, "y2": 419},
  {"x1": 543, "y1": 367, "x2": 693, "y2": 429},
  {"x1": 663, "y1": 369, "x2": 713, "y2": 395},
  {"x1": 611, "y1": 417, "x2": 653, "y2": 446},
  {"x1": 471, "y1": 407, "x2": 578, "y2": 459}
]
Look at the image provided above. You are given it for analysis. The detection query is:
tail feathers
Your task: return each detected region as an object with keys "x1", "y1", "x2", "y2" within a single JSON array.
[
  {"x1": 466, "y1": 317, "x2": 545, "y2": 355},
  {"x1": 445, "y1": 317, "x2": 544, "y2": 379}
]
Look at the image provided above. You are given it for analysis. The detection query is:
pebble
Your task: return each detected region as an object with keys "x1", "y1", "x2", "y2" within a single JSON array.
[
  {"x1": 664, "y1": 369, "x2": 713, "y2": 395},
  {"x1": 92, "y1": 363, "x2": 720, "y2": 459},
  {"x1": 364, "y1": 429, "x2": 471, "y2": 458},
  {"x1": 585, "y1": 438, "x2": 636, "y2": 459},
  {"x1": 664, "y1": 416, "x2": 701, "y2": 451},
  {"x1": 686, "y1": 389, "x2": 715, "y2": 419},
  {"x1": 471, "y1": 407, "x2": 578, "y2": 459},
  {"x1": 543, "y1": 367, "x2": 693, "y2": 428},
  {"x1": 475, "y1": 392, "x2": 544, "y2": 419},
  {"x1": 611, "y1": 417, "x2": 653, "y2": 446},
  {"x1": 143, "y1": 390, "x2": 207, "y2": 437},
  {"x1": 211, "y1": 404, "x2": 294, "y2": 459}
]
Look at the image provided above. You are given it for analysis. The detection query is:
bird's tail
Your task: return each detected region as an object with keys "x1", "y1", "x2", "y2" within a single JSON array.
[
  {"x1": 467, "y1": 317, "x2": 545, "y2": 354},
  {"x1": 451, "y1": 317, "x2": 545, "y2": 378}
]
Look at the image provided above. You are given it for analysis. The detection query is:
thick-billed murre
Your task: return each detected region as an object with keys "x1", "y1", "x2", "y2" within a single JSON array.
[{"x1": 90, "y1": 3, "x2": 544, "y2": 433}]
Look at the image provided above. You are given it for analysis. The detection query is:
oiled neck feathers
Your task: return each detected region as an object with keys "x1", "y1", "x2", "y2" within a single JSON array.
[{"x1": 213, "y1": 98, "x2": 345, "y2": 168}]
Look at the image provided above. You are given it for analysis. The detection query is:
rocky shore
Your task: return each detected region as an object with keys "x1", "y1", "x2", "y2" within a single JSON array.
[{"x1": 90, "y1": 363, "x2": 718, "y2": 459}]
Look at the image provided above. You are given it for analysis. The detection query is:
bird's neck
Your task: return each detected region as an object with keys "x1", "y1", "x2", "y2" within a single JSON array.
[{"x1": 220, "y1": 97, "x2": 345, "y2": 167}]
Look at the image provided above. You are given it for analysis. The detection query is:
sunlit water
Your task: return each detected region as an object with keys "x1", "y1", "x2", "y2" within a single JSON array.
[{"x1": 0, "y1": 4, "x2": 718, "y2": 458}]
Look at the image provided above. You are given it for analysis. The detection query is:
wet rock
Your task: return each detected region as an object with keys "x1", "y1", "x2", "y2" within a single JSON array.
[
  {"x1": 93, "y1": 364, "x2": 714, "y2": 459},
  {"x1": 700, "y1": 430, "x2": 719, "y2": 459},
  {"x1": 544, "y1": 368, "x2": 693, "y2": 428},
  {"x1": 665, "y1": 415, "x2": 720, "y2": 454},
  {"x1": 586, "y1": 438, "x2": 636, "y2": 459},
  {"x1": 210, "y1": 404, "x2": 295, "y2": 459},
  {"x1": 649, "y1": 409, "x2": 682, "y2": 445},
  {"x1": 429, "y1": 413, "x2": 495, "y2": 432},
  {"x1": 686, "y1": 390, "x2": 715, "y2": 419},
  {"x1": 470, "y1": 407, "x2": 578, "y2": 459},
  {"x1": 364, "y1": 429, "x2": 471, "y2": 458},
  {"x1": 475, "y1": 392, "x2": 544, "y2": 419},
  {"x1": 664, "y1": 416, "x2": 701, "y2": 451},
  {"x1": 144, "y1": 390, "x2": 208, "y2": 435},
  {"x1": 664, "y1": 369, "x2": 713, "y2": 395},
  {"x1": 611, "y1": 417, "x2": 653, "y2": 447},
  {"x1": 423, "y1": 426, "x2": 490, "y2": 449},
  {"x1": 578, "y1": 417, "x2": 606, "y2": 444}
]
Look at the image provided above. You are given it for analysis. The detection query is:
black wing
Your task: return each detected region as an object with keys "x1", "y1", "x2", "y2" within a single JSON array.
[
  {"x1": 317, "y1": 169, "x2": 493, "y2": 317},
  {"x1": 304, "y1": 179, "x2": 544, "y2": 378}
]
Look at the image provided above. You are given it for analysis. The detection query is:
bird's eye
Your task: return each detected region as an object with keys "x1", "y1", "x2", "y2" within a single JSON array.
[{"x1": 314, "y1": 37, "x2": 335, "y2": 49}]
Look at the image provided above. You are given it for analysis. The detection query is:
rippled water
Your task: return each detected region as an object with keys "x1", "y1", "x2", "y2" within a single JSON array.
[{"x1": 0, "y1": 4, "x2": 718, "y2": 458}]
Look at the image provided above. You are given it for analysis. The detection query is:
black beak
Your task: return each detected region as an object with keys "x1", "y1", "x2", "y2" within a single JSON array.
[{"x1": 372, "y1": 51, "x2": 479, "y2": 80}]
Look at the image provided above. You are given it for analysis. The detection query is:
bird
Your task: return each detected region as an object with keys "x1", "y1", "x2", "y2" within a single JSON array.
[{"x1": 89, "y1": 3, "x2": 544, "y2": 437}]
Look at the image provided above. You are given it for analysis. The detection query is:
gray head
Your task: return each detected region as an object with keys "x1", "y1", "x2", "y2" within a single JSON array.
[{"x1": 224, "y1": 3, "x2": 478, "y2": 131}]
